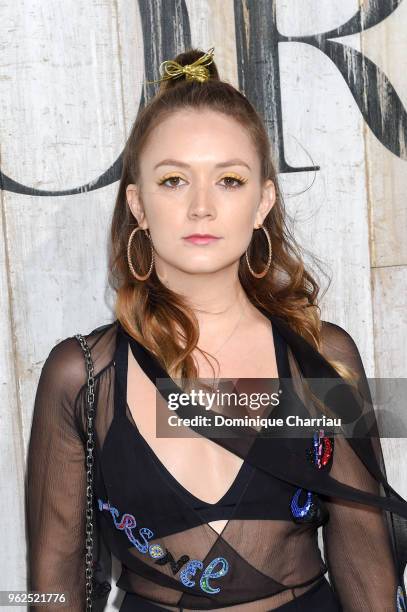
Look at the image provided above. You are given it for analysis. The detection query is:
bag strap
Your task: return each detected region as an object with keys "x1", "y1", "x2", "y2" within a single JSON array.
[{"x1": 75, "y1": 333, "x2": 95, "y2": 612}]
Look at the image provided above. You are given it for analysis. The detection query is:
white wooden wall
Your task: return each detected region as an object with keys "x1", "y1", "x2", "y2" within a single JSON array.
[{"x1": 0, "y1": 0, "x2": 406, "y2": 608}]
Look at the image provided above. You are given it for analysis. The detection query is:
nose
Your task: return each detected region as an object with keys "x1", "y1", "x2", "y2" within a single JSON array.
[{"x1": 187, "y1": 185, "x2": 217, "y2": 220}]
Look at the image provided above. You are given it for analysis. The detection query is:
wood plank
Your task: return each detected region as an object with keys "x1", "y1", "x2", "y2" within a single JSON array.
[{"x1": 363, "y1": 0, "x2": 407, "y2": 267}]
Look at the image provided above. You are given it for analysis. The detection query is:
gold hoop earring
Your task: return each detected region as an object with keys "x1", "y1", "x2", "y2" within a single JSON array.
[
  {"x1": 127, "y1": 227, "x2": 154, "y2": 281},
  {"x1": 245, "y1": 224, "x2": 272, "y2": 279}
]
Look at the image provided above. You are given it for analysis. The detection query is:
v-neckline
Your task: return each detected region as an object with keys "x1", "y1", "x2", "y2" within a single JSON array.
[
  {"x1": 129, "y1": 405, "x2": 254, "y2": 509},
  {"x1": 117, "y1": 312, "x2": 290, "y2": 510}
]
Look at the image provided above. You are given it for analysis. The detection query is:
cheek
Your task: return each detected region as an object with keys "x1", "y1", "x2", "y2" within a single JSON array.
[
  {"x1": 216, "y1": 193, "x2": 257, "y2": 229},
  {"x1": 230, "y1": 211, "x2": 256, "y2": 240},
  {"x1": 146, "y1": 206, "x2": 183, "y2": 254},
  {"x1": 228, "y1": 217, "x2": 258, "y2": 257},
  {"x1": 147, "y1": 198, "x2": 184, "y2": 229}
]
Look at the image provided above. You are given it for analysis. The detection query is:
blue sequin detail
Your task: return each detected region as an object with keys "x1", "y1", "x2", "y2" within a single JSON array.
[
  {"x1": 98, "y1": 497, "x2": 229, "y2": 594},
  {"x1": 313, "y1": 430, "x2": 320, "y2": 465},
  {"x1": 291, "y1": 488, "x2": 313, "y2": 518},
  {"x1": 180, "y1": 559, "x2": 203, "y2": 588},
  {"x1": 397, "y1": 585, "x2": 406, "y2": 612},
  {"x1": 200, "y1": 557, "x2": 229, "y2": 594}
]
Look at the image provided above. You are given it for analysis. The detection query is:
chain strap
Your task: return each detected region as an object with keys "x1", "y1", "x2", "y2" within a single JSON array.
[{"x1": 75, "y1": 333, "x2": 95, "y2": 612}]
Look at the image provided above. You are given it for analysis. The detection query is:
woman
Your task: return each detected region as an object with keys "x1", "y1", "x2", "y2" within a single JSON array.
[{"x1": 27, "y1": 47, "x2": 407, "y2": 611}]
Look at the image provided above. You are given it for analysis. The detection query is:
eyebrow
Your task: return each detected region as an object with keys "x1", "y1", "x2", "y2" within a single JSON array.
[{"x1": 153, "y1": 158, "x2": 252, "y2": 171}]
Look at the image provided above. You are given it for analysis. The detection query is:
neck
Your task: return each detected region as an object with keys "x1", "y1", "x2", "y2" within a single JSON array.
[{"x1": 156, "y1": 263, "x2": 255, "y2": 328}]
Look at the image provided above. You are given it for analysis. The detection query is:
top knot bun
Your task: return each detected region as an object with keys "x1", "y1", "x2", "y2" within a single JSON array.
[{"x1": 155, "y1": 47, "x2": 220, "y2": 93}]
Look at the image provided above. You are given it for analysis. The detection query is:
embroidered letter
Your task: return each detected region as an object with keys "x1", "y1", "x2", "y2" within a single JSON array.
[
  {"x1": 98, "y1": 498, "x2": 229, "y2": 594},
  {"x1": 180, "y1": 559, "x2": 203, "y2": 588},
  {"x1": 154, "y1": 549, "x2": 191, "y2": 574},
  {"x1": 200, "y1": 558, "x2": 229, "y2": 595},
  {"x1": 133, "y1": 526, "x2": 154, "y2": 554},
  {"x1": 148, "y1": 543, "x2": 166, "y2": 560}
]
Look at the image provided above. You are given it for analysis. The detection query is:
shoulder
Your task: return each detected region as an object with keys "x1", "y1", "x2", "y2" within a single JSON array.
[
  {"x1": 320, "y1": 319, "x2": 358, "y2": 348},
  {"x1": 320, "y1": 319, "x2": 365, "y2": 371},
  {"x1": 40, "y1": 320, "x2": 119, "y2": 397}
]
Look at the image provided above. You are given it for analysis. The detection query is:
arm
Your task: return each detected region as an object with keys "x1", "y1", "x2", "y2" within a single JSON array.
[
  {"x1": 26, "y1": 337, "x2": 87, "y2": 611},
  {"x1": 320, "y1": 321, "x2": 403, "y2": 611},
  {"x1": 321, "y1": 435, "x2": 399, "y2": 610}
]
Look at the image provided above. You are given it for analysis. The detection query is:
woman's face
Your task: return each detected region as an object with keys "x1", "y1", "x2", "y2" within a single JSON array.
[{"x1": 126, "y1": 108, "x2": 276, "y2": 280}]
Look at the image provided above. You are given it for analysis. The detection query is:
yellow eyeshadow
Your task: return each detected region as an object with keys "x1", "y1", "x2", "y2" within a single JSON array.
[
  {"x1": 157, "y1": 173, "x2": 183, "y2": 185},
  {"x1": 158, "y1": 172, "x2": 248, "y2": 183},
  {"x1": 159, "y1": 172, "x2": 181, "y2": 180},
  {"x1": 221, "y1": 173, "x2": 248, "y2": 183}
]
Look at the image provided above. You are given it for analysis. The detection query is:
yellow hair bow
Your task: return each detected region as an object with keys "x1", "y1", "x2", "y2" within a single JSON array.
[{"x1": 145, "y1": 47, "x2": 215, "y2": 85}]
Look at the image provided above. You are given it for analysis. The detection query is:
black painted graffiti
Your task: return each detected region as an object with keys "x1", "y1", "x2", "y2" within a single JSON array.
[
  {"x1": 0, "y1": 0, "x2": 192, "y2": 197},
  {"x1": 0, "y1": 0, "x2": 405, "y2": 196},
  {"x1": 234, "y1": 0, "x2": 406, "y2": 172}
]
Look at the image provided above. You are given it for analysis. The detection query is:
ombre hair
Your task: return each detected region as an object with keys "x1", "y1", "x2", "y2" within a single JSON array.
[{"x1": 108, "y1": 47, "x2": 357, "y2": 387}]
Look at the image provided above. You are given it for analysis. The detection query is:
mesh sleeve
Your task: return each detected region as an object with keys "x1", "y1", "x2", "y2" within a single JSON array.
[
  {"x1": 26, "y1": 337, "x2": 88, "y2": 611},
  {"x1": 320, "y1": 322, "x2": 402, "y2": 611}
]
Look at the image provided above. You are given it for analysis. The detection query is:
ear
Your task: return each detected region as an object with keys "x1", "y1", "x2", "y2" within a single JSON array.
[
  {"x1": 126, "y1": 184, "x2": 148, "y2": 229},
  {"x1": 254, "y1": 179, "x2": 276, "y2": 228}
]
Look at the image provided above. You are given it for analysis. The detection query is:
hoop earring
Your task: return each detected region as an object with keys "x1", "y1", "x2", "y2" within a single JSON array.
[
  {"x1": 245, "y1": 224, "x2": 272, "y2": 279},
  {"x1": 127, "y1": 227, "x2": 154, "y2": 281}
]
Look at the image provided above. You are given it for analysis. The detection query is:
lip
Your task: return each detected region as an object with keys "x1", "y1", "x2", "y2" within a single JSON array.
[{"x1": 183, "y1": 234, "x2": 221, "y2": 245}]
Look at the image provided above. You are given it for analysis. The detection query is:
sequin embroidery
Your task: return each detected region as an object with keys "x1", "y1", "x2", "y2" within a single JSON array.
[
  {"x1": 180, "y1": 560, "x2": 203, "y2": 588},
  {"x1": 290, "y1": 489, "x2": 314, "y2": 519},
  {"x1": 155, "y1": 550, "x2": 191, "y2": 575},
  {"x1": 98, "y1": 498, "x2": 229, "y2": 594},
  {"x1": 290, "y1": 429, "x2": 333, "y2": 524},
  {"x1": 200, "y1": 558, "x2": 230, "y2": 594},
  {"x1": 306, "y1": 428, "x2": 334, "y2": 470},
  {"x1": 149, "y1": 544, "x2": 166, "y2": 560}
]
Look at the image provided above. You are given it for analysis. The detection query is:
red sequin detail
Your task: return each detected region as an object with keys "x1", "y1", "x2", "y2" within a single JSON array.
[{"x1": 320, "y1": 437, "x2": 333, "y2": 467}]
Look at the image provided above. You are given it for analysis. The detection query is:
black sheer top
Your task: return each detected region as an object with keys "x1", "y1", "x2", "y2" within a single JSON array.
[{"x1": 26, "y1": 312, "x2": 407, "y2": 611}]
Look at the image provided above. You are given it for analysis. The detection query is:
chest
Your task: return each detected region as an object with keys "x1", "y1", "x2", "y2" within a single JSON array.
[{"x1": 125, "y1": 329, "x2": 280, "y2": 534}]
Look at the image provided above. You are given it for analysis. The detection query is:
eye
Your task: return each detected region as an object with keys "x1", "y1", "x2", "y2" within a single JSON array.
[
  {"x1": 158, "y1": 175, "x2": 186, "y2": 189},
  {"x1": 220, "y1": 175, "x2": 247, "y2": 190},
  {"x1": 157, "y1": 174, "x2": 248, "y2": 190}
]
